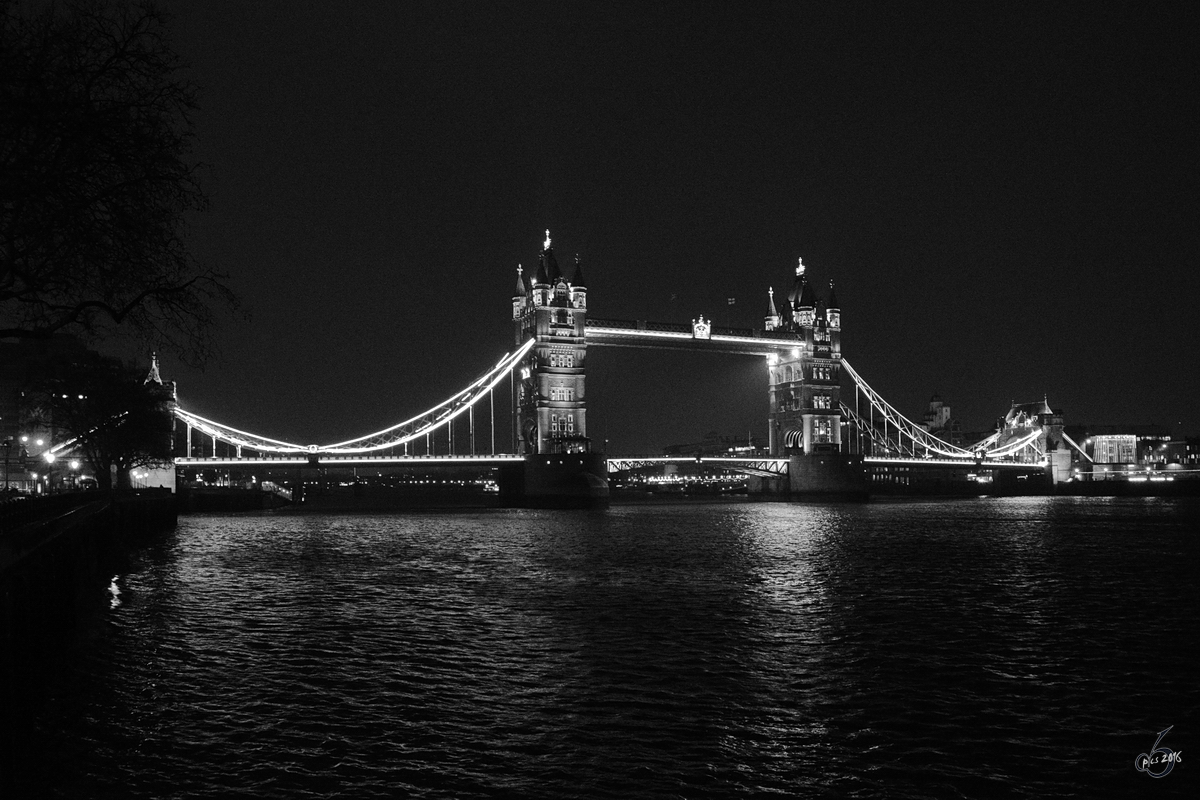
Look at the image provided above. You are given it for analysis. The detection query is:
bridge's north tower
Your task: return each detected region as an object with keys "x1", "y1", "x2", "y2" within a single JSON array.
[
  {"x1": 512, "y1": 231, "x2": 590, "y2": 455},
  {"x1": 764, "y1": 258, "x2": 843, "y2": 458}
]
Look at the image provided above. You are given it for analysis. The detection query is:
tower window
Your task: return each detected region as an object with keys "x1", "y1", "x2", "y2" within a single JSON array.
[{"x1": 549, "y1": 351, "x2": 575, "y2": 368}]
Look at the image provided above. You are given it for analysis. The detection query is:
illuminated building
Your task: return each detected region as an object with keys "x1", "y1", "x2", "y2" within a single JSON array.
[
  {"x1": 512, "y1": 231, "x2": 590, "y2": 454},
  {"x1": 920, "y1": 394, "x2": 963, "y2": 447},
  {"x1": 763, "y1": 258, "x2": 843, "y2": 457},
  {"x1": 1092, "y1": 435, "x2": 1137, "y2": 464}
]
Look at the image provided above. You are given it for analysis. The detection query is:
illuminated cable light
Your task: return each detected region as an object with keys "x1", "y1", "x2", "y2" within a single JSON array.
[{"x1": 174, "y1": 340, "x2": 535, "y2": 456}]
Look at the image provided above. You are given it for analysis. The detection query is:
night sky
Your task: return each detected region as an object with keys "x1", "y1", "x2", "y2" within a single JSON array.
[{"x1": 154, "y1": 1, "x2": 1197, "y2": 454}]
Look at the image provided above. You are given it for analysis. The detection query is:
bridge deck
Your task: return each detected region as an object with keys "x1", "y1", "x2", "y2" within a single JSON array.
[
  {"x1": 176, "y1": 454, "x2": 524, "y2": 467},
  {"x1": 178, "y1": 452, "x2": 1043, "y2": 473},
  {"x1": 585, "y1": 319, "x2": 802, "y2": 355}
]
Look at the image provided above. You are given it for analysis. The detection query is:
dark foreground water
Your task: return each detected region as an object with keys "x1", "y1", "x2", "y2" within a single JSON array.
[{"x1": 5, "y1": 497, "x2": 1198, "y2": 798}]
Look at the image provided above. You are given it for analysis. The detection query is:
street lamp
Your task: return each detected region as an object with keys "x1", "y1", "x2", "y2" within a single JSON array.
[
  {"x1": 2, "y1": 439, "x2": 10, "y2": 492},
  {"x1": 42, "y1": 451, "x2": 56, "y2": 493}
]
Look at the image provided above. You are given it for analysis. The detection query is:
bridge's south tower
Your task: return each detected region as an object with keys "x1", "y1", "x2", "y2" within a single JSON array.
[
  {"x1": 764, "y1": 259, "x2": 843, "y2": 457},
  {"x1": 512, "y1": 231, "x2": 589, "y2": 455}
]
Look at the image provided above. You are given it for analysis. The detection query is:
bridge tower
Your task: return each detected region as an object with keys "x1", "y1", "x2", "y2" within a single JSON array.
[
  {"x1": 506, "y1": 231, "x2": 607, "y2": 506},
  {"x1": 512, "y1": 231, "x2": 590, "y2": 455},
  {"x1": 764, "y1": 259, "x2": 865, "y2": 498},
  {"x1": 764, "y1": 259, "x2": 844, "y2": 457}
]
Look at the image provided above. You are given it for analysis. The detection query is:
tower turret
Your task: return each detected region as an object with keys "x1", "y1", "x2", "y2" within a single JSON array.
[
  {"x1": 767, "y1": 255, "x2": 844, "y2": 459},
  {"x1": 765, "y1": 286, "x2": 780, "y2": 330},
  {"x1": 796, "y1": 281, "x2": 816, "y2": 327},
  {"x1": 826, "y1": 280, "x2": 841, "y2": 328},
  {"x1": 513, "y1": 231, "x2": 589, "y2": 455},
  {"x1": 512, "y1": 265, "x2": 526, "y2": 319},
  {"x1": 144, "y1": 352, "x2": 162, "y2": 385},
  {"x1": 571, "y1": 255, "x2": 587, "y2": 309}
]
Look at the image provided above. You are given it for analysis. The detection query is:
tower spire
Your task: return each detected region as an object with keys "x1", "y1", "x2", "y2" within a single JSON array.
[
  {"x1": 571, "y1": 254, "x2": 587, "y2": 288},
  {"x1": 144, "y1": 352, "x2": 162, "y2": 385}
]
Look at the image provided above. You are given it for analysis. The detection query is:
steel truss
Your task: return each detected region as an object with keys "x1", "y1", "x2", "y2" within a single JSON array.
[{"x1": 175, "y1": 339, "x2": 535, "y2": 456}]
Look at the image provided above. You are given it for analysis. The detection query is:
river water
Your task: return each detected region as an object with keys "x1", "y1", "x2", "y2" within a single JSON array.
[{"x1": 5, "y1": 497, "x2": 1197, "y2": 798}]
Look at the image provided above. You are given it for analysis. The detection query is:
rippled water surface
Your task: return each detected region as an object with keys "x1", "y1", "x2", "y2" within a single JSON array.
[{"x1": 7, "y1": 497, "x2": 1199, "y2": 798}]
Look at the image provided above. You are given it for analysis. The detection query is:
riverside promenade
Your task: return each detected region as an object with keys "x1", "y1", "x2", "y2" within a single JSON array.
[{"x1": 0, "y1": 490, "x2": 177, "y2": 667}]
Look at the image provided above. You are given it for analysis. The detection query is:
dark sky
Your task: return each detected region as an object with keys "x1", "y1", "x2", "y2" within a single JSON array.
[{"x1": 156, "y1": 1, "x2": 1197, "y2": 454}]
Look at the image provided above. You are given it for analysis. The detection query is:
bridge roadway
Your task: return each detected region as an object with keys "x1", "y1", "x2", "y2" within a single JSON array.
[
  {"x1": 584, "y1": 318, "x2": 801, "y2": 355},
  {"x1": 176, "y1": 454, "x2": 1043, "y2": 474}
]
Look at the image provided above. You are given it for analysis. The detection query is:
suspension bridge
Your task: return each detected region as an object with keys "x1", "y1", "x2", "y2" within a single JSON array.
[{"x1": 163, "y1": 235, "x2": 1069, "y2": 502}]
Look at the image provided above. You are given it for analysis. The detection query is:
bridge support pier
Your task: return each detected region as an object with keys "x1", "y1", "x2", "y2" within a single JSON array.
[
  {"x1": 788, "y1": 453, "x2": 868, "y2": 500},
  {"x1": 498, "y1": 453, "x2": 610, "y2": 508},
  {"x1": 1046, "y1": 448, "x2": 1072, "y2": 485}
]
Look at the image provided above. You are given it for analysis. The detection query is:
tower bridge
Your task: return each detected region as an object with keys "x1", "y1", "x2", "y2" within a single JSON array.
[{"x1": 159, "y1": 231, "x2": 1065, "y2": 504}]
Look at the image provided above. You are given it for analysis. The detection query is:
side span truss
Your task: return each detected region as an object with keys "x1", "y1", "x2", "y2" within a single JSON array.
[
  {"x1": 176, "y1": 339, "x2": 535, "y2": 456},
  {"x1": 840, "y1": 359, "x2": 975, "y2": 459}
]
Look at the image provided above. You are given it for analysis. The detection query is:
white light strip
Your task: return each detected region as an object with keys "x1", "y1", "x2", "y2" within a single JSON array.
[
  {"x1": 1060, "y1": 432, "x2": 1094, "y2": 463},
  {"x1": 586, "y1": 326, "x2": 799, "y2": 350},
  {"x1": 319, "y1": 339, "x2": 534, "y2": 453},
  {"x1": 175, "y1": 408, "x2": 305, "y2": 450},
  {"x1": 175, "y1": 454, "x2": 525, "y2": 466},
  {"x1": 321, "y1": 340, "x2": 533, "y2": 449},
  {"x1": 47, "y1": 411, "x2": 130, "y2": 456},
  {"x1": 983, "y1": 430, "x2": 1042, "y2": 458},
  {"x1": 864, "y1": 456, "x2": 1043, "y2": 469},
  {"x1": 173, "y1": 340, "x2": 535, "y2": 455},
  {"x1": 841, "y1": 359, "x2": 975, "y2": 458}
]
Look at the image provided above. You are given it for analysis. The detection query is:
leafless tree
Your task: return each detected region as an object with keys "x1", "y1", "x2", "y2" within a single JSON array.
[{"x1": 1, "y1": 0, "x2": 235, "y2": 365}]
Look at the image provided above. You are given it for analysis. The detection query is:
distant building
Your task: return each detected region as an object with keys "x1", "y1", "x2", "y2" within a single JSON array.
[
  {"x1": 919, "y1": 394, "x2": 963, "y2": 447},
  {"x1": 1076, "y1": 424, "x2": 1171, "y2": 467},
  {"x1": 1, "y1": 336, "x2": 91, "y2": 490},
  {"x1": 1092, "y1": 435, "x2": 1136, "y2": 464},
  {"x1": 1161, "y1": 437, "x2": 1200, "y2": 467}
]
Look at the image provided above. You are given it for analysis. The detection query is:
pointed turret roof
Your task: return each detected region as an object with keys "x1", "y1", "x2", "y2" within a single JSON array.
[
  {"x1": 534, "y1": 252, "x2": 549, "y2": 285},
  {"x1": 144, "y1": 353, "x2": 162, "y2": 385},
  {"x1": 827, "y1": 280, "x2": 839, "y2": 309},
  {"x1": 513, "y1": 265, "x2": 526, "y2": 297},
  {"x1": 571, "y1": 254, "x2": 587, "y2": 288},
  {"x1": 798, "y1": 278, "x2": 817, "y2": 308},
  {"x1": 767, "y1": 286, "x2": 778, "y2": 318}
]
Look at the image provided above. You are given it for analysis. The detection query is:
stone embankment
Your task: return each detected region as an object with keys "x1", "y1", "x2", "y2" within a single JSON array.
[{"x1": 0, "y1": 490, "x2": 177, "y2": 674}]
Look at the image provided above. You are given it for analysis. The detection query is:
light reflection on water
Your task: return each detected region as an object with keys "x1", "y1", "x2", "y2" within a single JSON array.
[{"x1": 6, "y1": 497, "x2": 1199, "y2": 798}]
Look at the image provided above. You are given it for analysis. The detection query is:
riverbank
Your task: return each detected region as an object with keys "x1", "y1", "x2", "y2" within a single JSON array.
[{"x1": 0, "y1": 490, "x2": 177, "y2": 677}]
